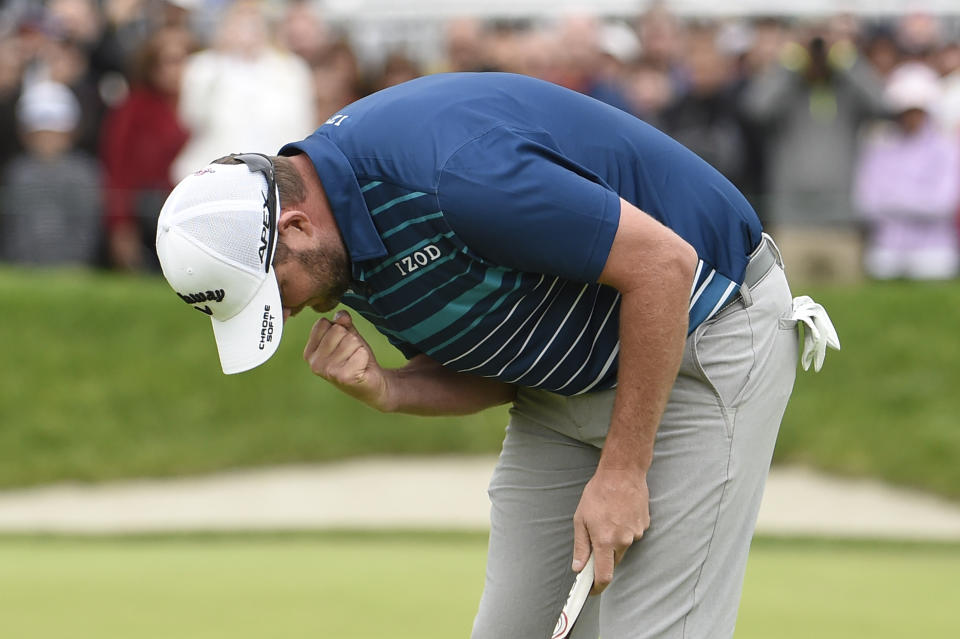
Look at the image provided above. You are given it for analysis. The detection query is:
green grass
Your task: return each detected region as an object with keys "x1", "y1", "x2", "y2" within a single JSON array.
[
  {"x1": 2, "y1": 268, "x2": 959, "y2": 499},
  {"x1": 0, "y1": 534, "x2": 957, "y2": 638},
  {"x1": 772, "y1": 280, "x2": 960, "y2": 497},
  {"x1": 741, "y1": 538, "x2": 960, "y2": 637},
  {"x1": 0, "y1": 268, "x2": 509, "y2": 488}
]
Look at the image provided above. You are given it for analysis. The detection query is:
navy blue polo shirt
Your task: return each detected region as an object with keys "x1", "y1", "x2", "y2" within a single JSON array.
[{"x1": 280, "y1": 72, "x2": 761, "y2": 396}]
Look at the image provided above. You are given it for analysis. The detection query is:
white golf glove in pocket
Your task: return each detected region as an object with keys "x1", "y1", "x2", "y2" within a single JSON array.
[{"x1": 782, "y1": 295, "x2": 840, "y2": 372}]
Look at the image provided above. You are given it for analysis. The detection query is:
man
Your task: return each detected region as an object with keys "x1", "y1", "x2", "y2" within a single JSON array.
[{"x1": 156, "y1": 72, "x2": 837, "y2": 639}]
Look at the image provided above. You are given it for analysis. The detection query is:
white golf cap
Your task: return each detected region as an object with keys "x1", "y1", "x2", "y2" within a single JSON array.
[
  {"x1": 884, "y1": 62, "x2": 942, "y2": 114},
  {"x1": 156, "y1": 157, "x2": 283, "y2": 374},
  {"x1": 16, "y1": 81, "x2": 80, "y2": 133}
]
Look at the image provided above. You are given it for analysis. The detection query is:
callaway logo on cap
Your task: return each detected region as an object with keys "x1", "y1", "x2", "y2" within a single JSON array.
[{"x1": 156, "y1": 156, "x2": 283, "y2": 374}]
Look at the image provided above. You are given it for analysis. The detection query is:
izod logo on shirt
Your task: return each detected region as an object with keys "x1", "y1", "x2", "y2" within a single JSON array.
[{"x1": 394, "y1": 244, "x2": 442, "y2": 276}]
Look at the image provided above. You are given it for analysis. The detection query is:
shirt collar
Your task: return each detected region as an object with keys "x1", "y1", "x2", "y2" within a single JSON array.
[{"x1": 279, "y1": 134, "x2": 387, "y2": 266}]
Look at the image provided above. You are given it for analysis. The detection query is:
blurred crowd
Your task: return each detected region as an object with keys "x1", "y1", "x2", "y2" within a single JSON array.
[{"x1": 1, "y1": 0, "x2": 959, "y2": 284}]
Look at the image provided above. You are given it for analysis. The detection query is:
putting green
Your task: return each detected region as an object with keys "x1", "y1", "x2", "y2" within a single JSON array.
[
  {"x1": 0, "y1": 535, "x2": 956, "y2": 638},
  {"x1": 738, "y1": 539, "x2": 960, "y2": 638}
]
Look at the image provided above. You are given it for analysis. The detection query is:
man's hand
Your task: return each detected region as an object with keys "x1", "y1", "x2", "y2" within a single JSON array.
[
  {"x1": 303, "y1": 310, "x2": 392, "y2": 410},
  {"x1": 572, "y1": 468, "x2": 650, "y2": 595},
  {"x1": 303, "y1": 313, "x2": 515, "y2": 415}
]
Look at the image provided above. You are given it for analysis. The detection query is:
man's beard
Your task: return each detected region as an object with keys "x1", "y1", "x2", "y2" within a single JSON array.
[{"x1": 291, "y1": 242, "x2": 351, "y2": 310}]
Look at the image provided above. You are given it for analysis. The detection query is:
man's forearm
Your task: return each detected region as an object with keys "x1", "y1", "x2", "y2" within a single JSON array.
[
  {"x1": 594, "y1": 199, "x2": 696, "y2": 475},
  {"x1": 381, "y1": 354, "x2": 517, "y2": 416},
  {"x1": 599, "y1": 281, "x2": 690, "y2": 476}
]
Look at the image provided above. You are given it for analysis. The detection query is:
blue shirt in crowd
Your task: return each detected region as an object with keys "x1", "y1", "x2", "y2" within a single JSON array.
[{"x1": 280, "y1": 72, "x2": 762, "y2": 395}]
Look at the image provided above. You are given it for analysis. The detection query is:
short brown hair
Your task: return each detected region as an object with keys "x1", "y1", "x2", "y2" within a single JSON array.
[{"x1": 212, "y1": 154, "x2": 306, "y2": 208}]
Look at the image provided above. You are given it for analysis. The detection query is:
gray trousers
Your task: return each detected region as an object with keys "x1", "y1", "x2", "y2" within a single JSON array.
[{"x1": 472, "y1": 239, "x2": 798, "y2": 639}]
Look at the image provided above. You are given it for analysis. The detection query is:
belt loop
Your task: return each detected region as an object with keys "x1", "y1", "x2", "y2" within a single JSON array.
[{"x1": 739, "y1": 282, "x2": 754, "y2": 308}]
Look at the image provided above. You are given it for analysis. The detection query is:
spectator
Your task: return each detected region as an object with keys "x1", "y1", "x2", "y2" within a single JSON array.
[
  {"x1": 100, "y1": 26, "x2": 193, "y2": 271},
  {"x1": 278, "y1": 0, "x2": 331, "y2": 66},
  {"x1": 853, "y1": 62, "x2": 960, "y2": 280},
  {"x1": 442, "y1": 17, "x2": 492, "y2": 73},
  {"x1": 732, "y1": 17, "x2": 789, "y2": 223},
  {"x1": 552, "y1": 13, "x2": 603, "y2": 94},
  {"x1": 936, "y1": 40, "x2": 960, "y2": 134},
  {"x1": 485, "y1": 19, "x2": 532, "y2": 74},
  {"x1": 170, "y1": 0, "x2": 314, "y2": 180},
  {"x1": 45, "y1": 0, "x2": 110, "y2": 155},
  {"x1": 636, "y1": 2, "x2": 689, "y2": 98},
  {"x1": 0, "y1": 81, "x2": 101, "y2": 266},
  {"x1": 88, "y1": 0, "x2": 156, "y2": 89},
  {"x1": 156, "y1": 0, "x2": 197, "y2": 33},
  {"x1": 309, "y1": 38, "x2": 363, "y2": 124},
  {"x1": 0, "y1": 32, "x2": 25, "y2": 171},
  {"x1": 740, "y1": 16, "x2": 788, "y2": 78},
  {"x1": 933, "y1": 38, "x2": 960, "y2": 78},
  {"x1": 46, "y1": 0, "x2": 101, "y2": 47},
  {"x1": 509, "y1": 24, "x2": 560, "y2": 82},
  {"x1": 623, "y1": 57, "x2": 674, "y2": 129},
  {"x1": 661, "y1": 23, "x2": 748, "y2": 189},
  {"x1": 742, "y1": 23, "x2": 884, "y2": 284},
  {"x1": 862, "y1": 24, "x2": 902, "y2": 81},
  {"x1": 377, "y1": 50, "x2": 422, "y2": 90},
  {"x1": 895, "y1": 12, "x2": 942, "y2": 67},
  {"x1": 588, "y1": 20, "x2": 639, "y2": 113}
]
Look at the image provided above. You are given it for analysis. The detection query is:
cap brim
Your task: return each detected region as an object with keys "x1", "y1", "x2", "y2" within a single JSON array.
[{"x1": 211, "y1": 271, "x2": 283, "y2": 374}]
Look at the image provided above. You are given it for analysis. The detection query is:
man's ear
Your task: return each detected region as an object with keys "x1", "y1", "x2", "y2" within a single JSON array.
[{"x1": 278, "y1": 209, "x2": 314, "y2": 238}]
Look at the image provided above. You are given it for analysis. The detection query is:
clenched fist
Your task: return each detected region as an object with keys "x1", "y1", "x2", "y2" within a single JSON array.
[{"x1": 303, "y1": 310, "x2": 391, "y2": 410}]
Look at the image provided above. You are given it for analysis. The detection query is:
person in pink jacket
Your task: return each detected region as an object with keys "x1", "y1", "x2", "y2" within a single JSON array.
[{"x1": 853, "y1": 62, "x2": 960, "y2": 280}]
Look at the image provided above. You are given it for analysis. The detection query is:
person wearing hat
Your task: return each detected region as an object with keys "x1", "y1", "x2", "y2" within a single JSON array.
[
  {"x1": 156, "y1": 72, "x2": 838, "y2": 639},
  {"x1": 1, "y1": 80, "x2": 101, "y2": 265},
  {"x1": 853, "y1": 61, "x2": 960, "y2": 280}
]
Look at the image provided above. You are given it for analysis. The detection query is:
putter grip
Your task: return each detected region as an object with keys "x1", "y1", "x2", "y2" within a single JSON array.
[{"x1": 551, "y1": 554, "x2": 595, "y2": 639}]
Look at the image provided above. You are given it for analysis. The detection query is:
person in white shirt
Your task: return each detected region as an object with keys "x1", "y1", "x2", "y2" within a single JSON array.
[{"x1": 171, "y1": 0, "x2": 315, "y2": 182}]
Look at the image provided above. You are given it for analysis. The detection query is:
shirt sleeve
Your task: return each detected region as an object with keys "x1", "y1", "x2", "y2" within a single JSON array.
[
  {"x1": 342, "y1": 298, "x2": 422, "y2": 360},
  {"x1": 437, "y1": 125, "x2": 621, "y2": 283},
  {"x1": 385, "y1": 334, "x2": 421, "y2": 360}
]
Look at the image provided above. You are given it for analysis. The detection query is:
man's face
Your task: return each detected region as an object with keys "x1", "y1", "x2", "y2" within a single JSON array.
[{"x1": 275, "y1": 235, "x2": 351, "y2": 323}]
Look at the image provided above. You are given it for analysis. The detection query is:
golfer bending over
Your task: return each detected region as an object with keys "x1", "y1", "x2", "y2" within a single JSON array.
[{"x1": 156, "y1": 72, "x2": 838, "y2": 639}]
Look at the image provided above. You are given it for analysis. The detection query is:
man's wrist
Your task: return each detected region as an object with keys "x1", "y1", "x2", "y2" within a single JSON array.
[
  {"x1": 372, "y1": 368, "x2": 399, "y2": 413},
  {"x1": 597, "y1": 430, "x2": 653, "y2": 477},
  {"x1": 596, "y1": 452, "x2": 650, "y2": 478}
]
